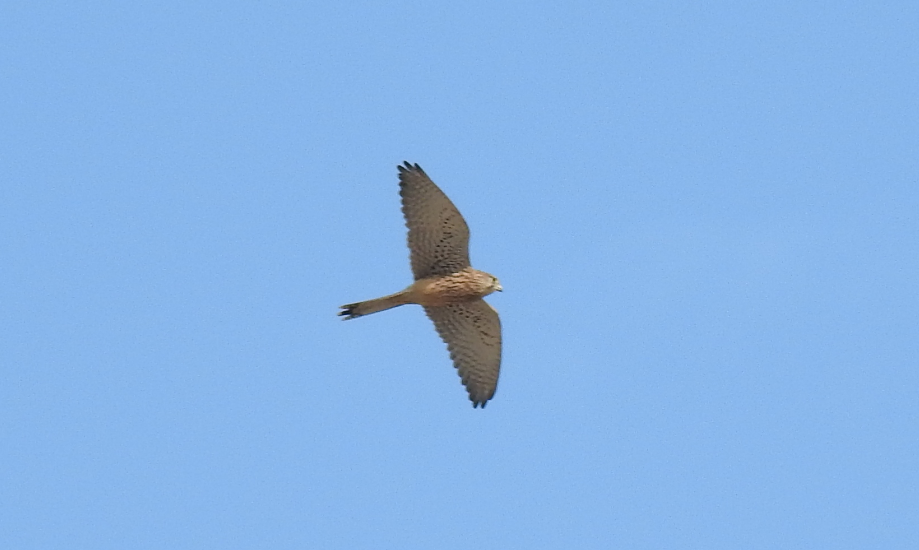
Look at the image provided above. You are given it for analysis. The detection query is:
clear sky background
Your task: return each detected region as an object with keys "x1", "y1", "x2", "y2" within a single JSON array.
[{"x1": 2, "y1": 2, "x2": 918, "y2": 548}]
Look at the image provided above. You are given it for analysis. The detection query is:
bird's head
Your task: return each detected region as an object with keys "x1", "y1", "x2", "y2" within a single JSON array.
[
  {"x1": 490, "y1": 275, "x2": 503, "y2": 292},
  {"x1": 470, "y1": 269, "x2": 503, "y2": 296}
]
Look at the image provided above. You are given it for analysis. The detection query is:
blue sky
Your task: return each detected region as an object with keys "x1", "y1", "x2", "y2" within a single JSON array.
[{"x1": 2, "y1": 1, "x2": 918, "y2": 548}]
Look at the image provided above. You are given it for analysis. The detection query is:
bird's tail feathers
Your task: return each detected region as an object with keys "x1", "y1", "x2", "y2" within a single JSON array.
[{"x1": 339, "y1": 290, "x2": 412, "y2": 320}]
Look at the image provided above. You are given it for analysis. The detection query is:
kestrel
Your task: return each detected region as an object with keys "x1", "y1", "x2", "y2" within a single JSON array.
[{"x1": 339, "y1": 162, "x2": 503, "y2": 408}]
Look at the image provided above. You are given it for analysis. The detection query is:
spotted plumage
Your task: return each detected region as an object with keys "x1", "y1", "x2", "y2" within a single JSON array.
[{"x1": 339, "y1": 162, "x2": 503, "y2": 408}]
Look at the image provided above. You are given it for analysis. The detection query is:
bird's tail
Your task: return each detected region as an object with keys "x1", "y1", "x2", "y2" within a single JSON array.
[{"x1": 339, "y1": 290, "x2": 413, "y2": 320}]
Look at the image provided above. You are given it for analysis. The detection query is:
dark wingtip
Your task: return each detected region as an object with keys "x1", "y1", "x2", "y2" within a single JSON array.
[{"x1": 397, "y1": 161, "x2": 424, "y2": 174}]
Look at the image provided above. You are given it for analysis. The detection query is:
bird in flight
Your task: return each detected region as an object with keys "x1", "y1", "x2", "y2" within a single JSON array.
[{"x1": 339, "y1": 162, "x2": 503, "y2": 408}]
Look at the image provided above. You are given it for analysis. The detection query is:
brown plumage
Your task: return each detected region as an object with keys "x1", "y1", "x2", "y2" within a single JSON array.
[{"x1": 339, "y1": 162, "x2": 503, "y2": 408}]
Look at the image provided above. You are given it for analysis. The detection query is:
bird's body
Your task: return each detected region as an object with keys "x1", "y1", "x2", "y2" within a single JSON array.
[
  {"x1": 339, "y1": 162, "x2": 503, "y2": 408},
  {"x1": 340, "y1": 267, "x2": 499, "y2": 317}
]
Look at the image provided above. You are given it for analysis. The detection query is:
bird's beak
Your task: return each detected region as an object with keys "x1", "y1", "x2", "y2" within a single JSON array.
[{"x1": 495, "y1": 283, "x2": 503, "y2": 292}]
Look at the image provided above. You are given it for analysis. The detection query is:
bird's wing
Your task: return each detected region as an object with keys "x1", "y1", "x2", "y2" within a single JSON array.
[
  {"x1": 424, "y1": 299, "x2": 501, "y2": 408},
  {"x1": 398, "y1": 162, "x2": 471, "y2": 279}
]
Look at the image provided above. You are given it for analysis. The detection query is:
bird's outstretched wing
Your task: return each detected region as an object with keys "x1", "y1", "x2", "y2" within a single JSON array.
[
  {"x1": 424, "y1": 299, "x2": 502, "y2": 408},
  {"x1": 398, "y1": 162, "x2": 471, "y2": 280}
]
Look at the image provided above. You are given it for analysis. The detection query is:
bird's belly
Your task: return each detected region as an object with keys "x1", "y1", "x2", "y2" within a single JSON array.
[{"x1": 413, "y1": 276, "x2": 485, "y2": 307}]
